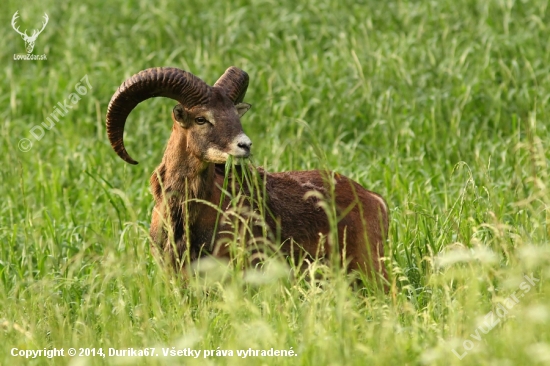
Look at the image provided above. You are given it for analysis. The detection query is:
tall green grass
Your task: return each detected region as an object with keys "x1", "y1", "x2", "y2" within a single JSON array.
[{"x1": 1, "y1": 0, "x2": 549, "y2": 364}]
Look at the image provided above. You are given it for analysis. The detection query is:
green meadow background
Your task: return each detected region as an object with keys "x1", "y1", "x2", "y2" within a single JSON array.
[{"x1": 1, "y1": 0, "x2": 549, "y2": 364}]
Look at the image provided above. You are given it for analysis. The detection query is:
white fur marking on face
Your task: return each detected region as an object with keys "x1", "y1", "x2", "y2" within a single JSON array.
[
  {"x1": 228, "y1": 133, "x2": 252, "y2": 157},
  {"x1": 205, "y1": 111, "x2": 215, "y2": 125},
  {"x1": 205, "y1": 147, "x2": 229, "y2": 163}
]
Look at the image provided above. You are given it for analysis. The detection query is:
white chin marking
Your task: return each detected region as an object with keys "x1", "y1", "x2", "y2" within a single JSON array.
[
  {"x1": 205, "y1": 148, "x2": 229, "y2": 163},
  {"x1": 205, "y1": 134, "x2": 252, "y2": 162}
]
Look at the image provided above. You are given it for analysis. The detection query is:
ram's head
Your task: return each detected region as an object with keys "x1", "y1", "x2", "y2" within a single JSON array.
[{"x1": 106, "y1": 67, "x2": 252, "y2": 165}]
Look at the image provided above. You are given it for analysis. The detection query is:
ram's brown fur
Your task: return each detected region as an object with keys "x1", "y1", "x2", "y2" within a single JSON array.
[{"x1": 106, "y1": 66, "x2": 389, "y2": 289}]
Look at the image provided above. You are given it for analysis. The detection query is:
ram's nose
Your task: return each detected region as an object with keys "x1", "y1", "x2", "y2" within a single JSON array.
[
  {"x1": 231, "y1": 133, "x2": 252, "y2": 158},
  {"x1": 237, "y1": 141, "x2": 251, "y2": 153}
]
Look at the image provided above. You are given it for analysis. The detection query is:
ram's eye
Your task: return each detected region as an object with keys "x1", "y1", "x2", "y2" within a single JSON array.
[{"x1": 195, "y1": 117, "x2": 207, "y2": 125}]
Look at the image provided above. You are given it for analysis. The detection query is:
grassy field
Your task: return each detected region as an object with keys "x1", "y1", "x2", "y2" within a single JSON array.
[{"x1": 1, "y1": 0, "x2": 549, "y2": 364}]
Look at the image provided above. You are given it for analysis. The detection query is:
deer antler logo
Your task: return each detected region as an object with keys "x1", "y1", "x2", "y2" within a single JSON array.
[{"x1": 11, "y1": 11, "x2": 49, "y2": 54}]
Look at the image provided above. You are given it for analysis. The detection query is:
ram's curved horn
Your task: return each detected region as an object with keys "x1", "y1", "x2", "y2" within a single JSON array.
[
  {"x1": 213, "y1": 66, "x2": 249, "y2": 104},
  {"x1": 106, "y1": 67, "x2": 211, "y2": 164}
]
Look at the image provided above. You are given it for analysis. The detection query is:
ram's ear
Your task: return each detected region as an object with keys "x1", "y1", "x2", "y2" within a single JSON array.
[
  {"x1": 172, "y1": 104, "x2": 191, "y2": 128},
  {"x1": 236, "y1": 102, "x2": 251, "y2": 117}
]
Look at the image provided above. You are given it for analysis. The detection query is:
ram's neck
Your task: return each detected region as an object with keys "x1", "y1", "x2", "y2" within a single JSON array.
[
  {"x1": 149, "y1": 127, "x2": 221, "y2": 263},
  {"x1": 150, "y1": 126, "x2": 216, "y2": 218}
]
